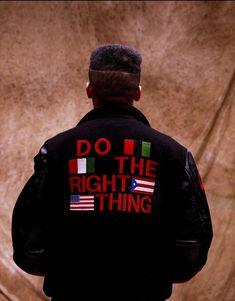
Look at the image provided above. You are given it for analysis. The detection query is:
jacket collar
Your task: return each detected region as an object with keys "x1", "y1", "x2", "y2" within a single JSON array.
[{"x1": 78, "y1": 103, "x2": 151, "y2": 127}]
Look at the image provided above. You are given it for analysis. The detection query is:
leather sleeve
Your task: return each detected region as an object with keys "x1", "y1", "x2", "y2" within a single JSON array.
[
  {"x1": 11, "y1": 145, "x2": 49, "y2": 276},
  {"x1": 171, "y1": 150, "x2": 213, "y2": 282}
]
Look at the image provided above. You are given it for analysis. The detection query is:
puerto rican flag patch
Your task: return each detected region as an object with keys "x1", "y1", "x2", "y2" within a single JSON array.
[{"x1": 131, "y1": 177, "x2": 155, "y2": 195}]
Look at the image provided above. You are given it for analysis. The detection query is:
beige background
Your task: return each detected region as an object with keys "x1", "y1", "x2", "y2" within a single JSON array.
[{"x1": 0, "y1": 1, "x2": 235, "y2": 300}]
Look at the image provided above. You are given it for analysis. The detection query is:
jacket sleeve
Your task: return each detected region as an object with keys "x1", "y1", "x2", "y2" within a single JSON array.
[
  {"x1": 171, "y1": 150, "x2": 213, "y2": 283},
  {"x1": 11, "y1": 144, "x2": 50, "y2": 276}
]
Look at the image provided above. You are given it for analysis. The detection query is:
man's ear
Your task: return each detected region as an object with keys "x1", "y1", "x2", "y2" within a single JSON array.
[
  {"x1": 133, "y1": 85, "x2": 141, "y2": 101},
  {"x1": 86, "y1": 82, "x2": 94, "y2": 99}
]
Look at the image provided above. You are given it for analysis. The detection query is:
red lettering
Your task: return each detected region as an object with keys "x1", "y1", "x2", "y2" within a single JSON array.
[
  {"x1": 122, "y1": 193, "x2": 127, "y2": 211},
  {"x1": 95, "y1": 138, "x2": 111, "y2": 155},
  {"x1": 116, "y1": 175, "x2": 131, "y2": 192},
  {"x1": 69, "y1": 176, "x2": 81, "y2": 193},
  {"x1": 77, "y1": 140, "x2": 91, "y2": 156},
  {"x1": 130, "y1": 157, "x2": 144, "y2": 175},
  {"x1": 127, "y1": 194, "x2": 141, "y2": 213},
  {"x1": 81, "y1": 176, "x2": 87, "y2": 193},
  {"x1": 96, "y1": 193, "x2": 108, "y2": 211},
  {"x1": 141, "y1": 196, "x2": 152, "y2": 214},
  {"x1": 102, "y1": 175, "x2": 116, "y2": 192},
  {"x1": 145, "y1": 160, "x2": 158, "y2": 177},
  {"x1": 86, "y1": 175, "x2": 102, "y2": 192},
  {"x1": 95, "y1": 193, "x2": 152, "y2": 214},
  {"x1": 108, "y1": 193, "x2": 123, "y2": 211},
  {"x1": 114, "y1": 156, "x2": 129, "y2": 173}
]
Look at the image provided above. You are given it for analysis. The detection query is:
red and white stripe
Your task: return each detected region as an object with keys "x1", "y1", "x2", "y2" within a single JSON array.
[
  {"x1": 133, "y1": 177, "x2": 155, "y2": 195},
  {"x1": 70, "y1": 195, "x2": 94, "y2": 211}
]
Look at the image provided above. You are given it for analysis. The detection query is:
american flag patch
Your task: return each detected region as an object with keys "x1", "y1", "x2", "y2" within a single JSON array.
[
  {"x1": 70, "y1": 194, "x2": 94, "y2": 211},
  {"x1": 131, "y1": 177, "x2": 155, "y2": 195}
]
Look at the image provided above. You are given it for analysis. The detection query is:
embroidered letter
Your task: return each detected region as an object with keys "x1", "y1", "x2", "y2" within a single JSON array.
[{"x1": 94, "y1": 138, "x2": 111, "y2": 155}]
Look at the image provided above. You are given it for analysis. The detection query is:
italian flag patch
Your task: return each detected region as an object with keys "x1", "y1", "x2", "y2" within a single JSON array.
[
  {"x1": 69, "y1": 157, "x2": 95, "y2": 174},
  {"x1": 124, "y1": 139, "x2": 151, "y2": 158}
]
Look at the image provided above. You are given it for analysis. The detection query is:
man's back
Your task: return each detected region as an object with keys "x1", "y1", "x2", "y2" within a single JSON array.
[
  {"x1": 33, "y1": 104, "x2": 208, "y2": 300},
  {"x1": 12, "y1": 45, "x2": 212, "y2": 301}
]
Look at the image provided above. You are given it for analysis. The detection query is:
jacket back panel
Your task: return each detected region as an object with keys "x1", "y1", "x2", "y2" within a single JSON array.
[{"x1": 43, "y1": 112, "x2": 186, "y2": 300}]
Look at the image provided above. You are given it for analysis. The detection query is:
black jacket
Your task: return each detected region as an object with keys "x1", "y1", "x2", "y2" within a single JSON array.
[{"x1": 12, "y1": 104, "x2": 213, "y2": 301}]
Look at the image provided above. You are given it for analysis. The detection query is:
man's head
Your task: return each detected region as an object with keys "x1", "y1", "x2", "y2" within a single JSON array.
[{"x1": 87, "y1": 44, "x2": 142, "y2": 107}]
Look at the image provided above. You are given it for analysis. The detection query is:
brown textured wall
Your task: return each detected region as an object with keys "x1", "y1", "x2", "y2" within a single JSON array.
[{"x1": 0, "y1": 1, "x2": 235, "y2": 300}]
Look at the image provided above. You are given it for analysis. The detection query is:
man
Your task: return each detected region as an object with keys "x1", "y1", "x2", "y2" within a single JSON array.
[{"x1": 12, "y1": 44, "x2": 213, "y2": 301}]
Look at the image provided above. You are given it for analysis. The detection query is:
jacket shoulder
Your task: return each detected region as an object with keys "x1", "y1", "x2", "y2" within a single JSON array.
[
  {"x1": 43, "y1": 126, "x2": 80, "y2": 153},
  {"x1": 145, "y1": 126, "x2": 188, "y2": 163}
]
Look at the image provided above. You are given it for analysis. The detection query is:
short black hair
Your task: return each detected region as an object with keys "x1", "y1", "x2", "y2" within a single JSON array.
[
  {"x1": 89, "y1": 44, "x2": 142, "y2": 102},
  {"x1": 89, "y1": 44, "x2": 142, "y2": 73}
]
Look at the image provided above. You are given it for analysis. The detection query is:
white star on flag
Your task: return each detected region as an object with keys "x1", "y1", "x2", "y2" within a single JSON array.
[{"x1": 131, "y1": 177, "x2": 155, "y2": 195}]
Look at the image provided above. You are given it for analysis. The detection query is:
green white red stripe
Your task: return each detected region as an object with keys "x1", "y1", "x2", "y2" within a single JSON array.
[
  {"x1": 69, "y1": 157, "x2": 95, "y2": 174},
  {"x1": 124, "y1": 139, "x2": 151, "y2": 157}
]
